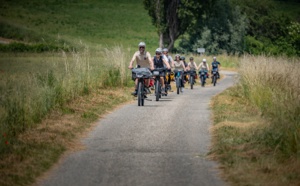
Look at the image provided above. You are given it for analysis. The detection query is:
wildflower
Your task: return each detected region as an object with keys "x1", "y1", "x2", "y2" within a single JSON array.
[{"x1": 5, "y1": 141, "x2": 9, "y2": 145}]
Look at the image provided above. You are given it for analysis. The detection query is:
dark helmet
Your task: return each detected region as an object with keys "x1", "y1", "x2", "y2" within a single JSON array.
[{"x1": 180, "y1": 56, "x2": 185, "y2": 60}]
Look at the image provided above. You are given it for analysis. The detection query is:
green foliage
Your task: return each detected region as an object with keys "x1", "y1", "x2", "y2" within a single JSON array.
[
  {"x1": 143, "y1": 0, "x2": 206, "y2": 49},
  {"x1": 180, "y1": 0, "x2": 248, "y2": 55}
]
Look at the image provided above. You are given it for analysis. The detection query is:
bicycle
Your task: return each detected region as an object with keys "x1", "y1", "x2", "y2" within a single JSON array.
[
  {"x1": 199, "y1": 69, "x2": 208, "y2": 87},
  {"x1": 187, "y1": 70, "x2": 197, "y2": 89},
  {"x1": 152, "y1": 67, "x2": 168, "y2": 101},
  {"x1": 174, "y1": 70, "x2": 184, "y2": 94},
  {"x1": 211, "y1": 69, "x2": 218, "y2": 86},
  {"x1": 131, "y1": 68, "x2": 152, "y2": 106}
]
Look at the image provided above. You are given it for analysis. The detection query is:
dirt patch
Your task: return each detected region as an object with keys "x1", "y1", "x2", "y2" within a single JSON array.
[{"x1": 0, "y1": 37, "x2": 15, "y2": 44}]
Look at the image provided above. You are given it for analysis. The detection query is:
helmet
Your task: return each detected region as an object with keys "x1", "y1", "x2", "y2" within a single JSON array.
[
  {"x1": 155, "y1": 48, "x2": 162, "y2": 54},
  {"x1": 203, "y1": 58, "x2": 207, "y2": 62},
  {"x1": 190, "y1": 57, "x2": 194, "y2": 60},
  {"x1": 180, "y1": 56, "x2": 185, "y2": 60},
  {"x1": 138, "y1": 42, "x2": 146, "y2": 47},
  {"x1": 213, "y1": 56, "x2": 216, "y2": 60},
  {"x1": 175, "y1": 54, "x2": 180, "y2": 58},
  {"x1": 163, "y1": 48, "x2": 168, "y2": 52}
]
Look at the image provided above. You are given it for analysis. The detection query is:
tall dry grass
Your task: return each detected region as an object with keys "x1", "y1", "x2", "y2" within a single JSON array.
[
  {"x1": 0, "y1": 46, "x2": 131, "y2": 153},
  {"x1": 238, "y1": 55, "x2": 300, "y2": 157}
]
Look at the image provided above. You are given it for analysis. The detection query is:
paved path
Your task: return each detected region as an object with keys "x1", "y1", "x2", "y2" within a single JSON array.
[{"x1": 40, "y1": 71, "x2": 237, "y2": 186}]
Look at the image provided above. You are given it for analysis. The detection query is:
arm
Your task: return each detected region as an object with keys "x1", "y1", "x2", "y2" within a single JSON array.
[
  {"x1": 163, "y1": 58, "x2": 171, "y2": 69},
  {"x1": 194, "y1": 62, "x2": 199, "y2": 71},
  {"x1": 169, "y1": 56, "x2": 175, "y2": 68},
  {"x1": 128, "y1": 52, "x2": 137, "y2": 69},
  {"x1": 147, "y1": 52, "x2": 154, "y2": 70},
  {"x1": 181, "y1": 61, "x2": 187, "y2": 71},
  {"x1": 197, "y1": 63, "x2": 202, "y2": 70},
  {"x1": 186, "y1": 62, "x2": 191, "y2": 71}
]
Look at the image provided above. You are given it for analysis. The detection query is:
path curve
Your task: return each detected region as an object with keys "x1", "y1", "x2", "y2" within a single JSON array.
[{"x1": 39, "y1": 70, "x2": 237, "y2": 186}]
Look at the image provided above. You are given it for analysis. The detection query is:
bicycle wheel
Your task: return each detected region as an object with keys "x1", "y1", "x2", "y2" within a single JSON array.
[
  {"x1": 213, "y1": 75, "x2": 217, "y2": 86},
  {"x1": 201, "y1": 76, "x2": 205, "y2": 87},
  {"x1": 176, "y1": 78, "x2": 180, "y2": 94},
  {"x1": 138, "y1": 81, "x2": 142, "y2": 106},
  {"x1": 190, "y1": 76, "x2": 194, "y2": 89},
  {"x1": 155, "y1": 79, "x2": 160, "y2": 101}
]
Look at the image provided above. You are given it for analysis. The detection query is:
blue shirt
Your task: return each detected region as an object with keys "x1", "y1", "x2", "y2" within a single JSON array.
[{"x1": 211, "y1": 61, "x2": 220, "y2": 70}]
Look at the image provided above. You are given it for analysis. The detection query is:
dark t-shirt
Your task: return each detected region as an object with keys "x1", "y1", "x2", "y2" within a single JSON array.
[
  {"x1": 153, "y1": 56, "x2": 164, "y2": 68},
  {"x1": 211, "y1": 61, "x2": 221, "y2": 70}
]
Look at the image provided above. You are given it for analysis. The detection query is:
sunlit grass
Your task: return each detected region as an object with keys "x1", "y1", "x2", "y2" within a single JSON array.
[{"x1": 210, "y1": 55, "x2": 300, "y2": 185}]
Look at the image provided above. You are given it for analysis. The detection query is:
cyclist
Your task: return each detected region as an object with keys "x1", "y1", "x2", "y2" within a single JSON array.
[
  {"x1": 180, "y1": 56, "x2": 188, "y2": 83},
  {"x1": 211, "y1": 56, "x2": 221, "y2": 79},
  {"x1": 187, "y1": 57, "x2": 198, "y2": 71},
  {"x1": 174, "y1": 54, "x2": 186, "y2": 92},
  {"x1": 198, "y1": 58, "x2": 210, "y2": 85},
  {"x1": 153, "y1": 48, "x2": 171, "y2": 94},
  {"x1": 162, "y1": 48, "x2": 174, "y2": 91},
  {"x1": 187, "y1": 57, "x2": 198, "y2": 84},
  {"x1": 128, "y1": 42, "x2": 154, "y2": 96}
]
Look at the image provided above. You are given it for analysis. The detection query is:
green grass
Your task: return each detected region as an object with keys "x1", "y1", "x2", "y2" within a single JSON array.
[{"x1": 0, "y1": 0, "x2": 159, "y2": 51}]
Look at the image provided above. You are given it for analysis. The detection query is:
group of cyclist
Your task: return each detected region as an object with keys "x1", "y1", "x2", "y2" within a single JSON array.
[{"x1": 128, "y1": 42, "x2": 221, "y2": 96}]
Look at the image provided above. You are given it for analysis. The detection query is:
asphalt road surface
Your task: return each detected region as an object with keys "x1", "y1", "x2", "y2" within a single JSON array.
[{"x1": 40, "y1": 71, "x2": 237, "y2": 186}]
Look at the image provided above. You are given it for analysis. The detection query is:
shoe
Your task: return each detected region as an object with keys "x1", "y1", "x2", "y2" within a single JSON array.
[
  {"x1": 131, "y1": 90, "x2": 137, "y2": 96},
  {"x1": 161, "y1": 87, "x2": 167, "y2": 94},
  {"x1": 144, "y1": 95, "x2": 148, "y2": 98},
  {"x1": 180, "y1": 87, "x2": 183, "y2": 92}
]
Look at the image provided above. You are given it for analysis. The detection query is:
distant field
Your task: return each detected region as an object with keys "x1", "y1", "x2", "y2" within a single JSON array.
[{"x1": 0, "y1": 0, "x2": 159, "y2": 51}]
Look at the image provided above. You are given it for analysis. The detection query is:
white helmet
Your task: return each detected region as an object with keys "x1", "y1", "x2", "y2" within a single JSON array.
[
  {"x1": 163, "y1": 48, "x2": 168, "y2": 52},
  {"x1": 203, "y1": 58, "x2": 207, "y2": 62},
  {"x1": 155, "y1": 48, "x2": 162, "y2": 53},
  {"x1": 213, "y1": 56, "x2": 216, "y2": 60},
  {"x1": 138, "y1": 42, "x2": 146, "y2": 47}
]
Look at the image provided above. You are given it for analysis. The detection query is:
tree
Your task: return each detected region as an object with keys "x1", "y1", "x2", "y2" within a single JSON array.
[{"x1": 143, "y1": 0, "x2": 208, "y2": 50}]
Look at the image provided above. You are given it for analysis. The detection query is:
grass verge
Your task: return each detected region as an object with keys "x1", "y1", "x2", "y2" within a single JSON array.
[
  {"x1": 210, "y1": 83, "x2": 300, "y2": 186},
  {"x1": 0, "y1": 87, "x2": 133, "y2": 186}
]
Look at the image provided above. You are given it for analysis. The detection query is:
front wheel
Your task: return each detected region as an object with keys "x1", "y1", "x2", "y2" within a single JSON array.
[
  {"x1": 213, "y1": 75, "x2": 217, "y2": 86},
  {"x1": 176, "y1": 78, "x2": 180, "y2": 94},
  {"x1": 201, "y1": 76, "x2": 205, "y2": 87},
  {"x1": 155, "y1": 79, "x2": 160, "y2": 101},
  {"x1": 190, "y1": 76, "x2": 194, "y2": 89},
  {"x1": 137, "y1": 81, "x2": 143, "y2": 106}
]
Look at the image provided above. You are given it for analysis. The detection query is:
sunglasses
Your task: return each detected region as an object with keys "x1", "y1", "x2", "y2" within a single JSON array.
[
  {"x1": 156, "y1": 53, "x2": 161, "y2": 55},
  {"x1": 139, "y1": 46, "x2": 145, "y2": 49}
]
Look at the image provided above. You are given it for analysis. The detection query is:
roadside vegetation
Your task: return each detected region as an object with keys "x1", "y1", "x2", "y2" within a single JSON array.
[
  {"x1": 210, "y1": 55, "x2": 300, "y2": 185},
  {"x1": 0, "y1": 0, "x2": 299, "y2": 185}
]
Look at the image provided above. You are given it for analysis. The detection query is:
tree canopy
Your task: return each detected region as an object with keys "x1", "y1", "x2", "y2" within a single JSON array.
[{"x1": 144, "y1": 0, "x2": 300, "y2": 56}]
